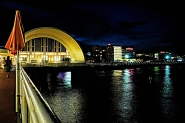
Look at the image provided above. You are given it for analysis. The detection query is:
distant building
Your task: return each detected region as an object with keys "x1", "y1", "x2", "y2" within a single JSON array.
[
  {"x1": 105, "y1": 44, "x2": 122, "y2": 62},
  {"x1": 84, "y1": 52, "x2": 93, "y2": 62},
  {"x1": 158, "y1": 51, "x2": 173, "y2": 61},
  {"x1": 0, "y1": 46, "x2": 15, "y2": 67},
  {"x1": 123, "y1": 47, "x2": 136, "y2": 62},
  {"x1": 113, "y1": 45, "x2": 122, "y2": 62},
  {"x1": 92, "y1": 45, "x2": 106, "y2": 62},
  {"x1": 0, "y1": 46, "x2": 12, "y2": 58},
  {"x1": 154, "y1": 53, "x2": 159, "y2": 60},
  {"x1": 0, "y1": 46, "x2": 7, "y2": 63},
  {"x1": 106, "y1": 44, "x2": 114, "y2": 62},
  {"x1": 136, "y1": 53, "x2": 155, "y2": 62}
]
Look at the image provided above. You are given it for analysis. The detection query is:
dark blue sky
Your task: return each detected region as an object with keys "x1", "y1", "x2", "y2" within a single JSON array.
[{"x1": 0, "y1": 1, "x2": 185, "y2": 54}]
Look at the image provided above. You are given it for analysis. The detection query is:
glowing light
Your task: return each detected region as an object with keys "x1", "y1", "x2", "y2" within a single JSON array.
[
  {"x1": 126, "y1": 47, "x2": 133, "y2": 50},
  {"x1": 161, "y1": 65, "x2": 174, "y2": 115},
  {"x1": 165, "y1": 55, "x2": 170, "y2": 59},
  {"x1": 177, "y1": 59, "x2": 182, "y2": 62},
  {"x1": 125, "y1": 54, "x2": 129, "y2": 59},
  {"x1": 154, "y1": 66, "x2": 159, "y2": 74}
]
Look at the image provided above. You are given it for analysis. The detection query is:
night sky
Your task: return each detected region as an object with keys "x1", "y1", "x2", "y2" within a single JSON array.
[{"x1": 0, "y1": 1, "x2": 185, "y2": 54}]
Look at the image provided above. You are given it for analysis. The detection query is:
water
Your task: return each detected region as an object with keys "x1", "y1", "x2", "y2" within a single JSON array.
[{"x1": 27, "y1": 65, "x2": 185, "y2": 123}]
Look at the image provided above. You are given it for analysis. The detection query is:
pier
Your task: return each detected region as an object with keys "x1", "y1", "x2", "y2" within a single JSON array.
[
  {"x1": 22, "y1": 61, "x2": 185, "y2": 72},
  {"x1": 0, "y1": 61, "x2": 185, "y2": 122},
  {"x1": 0, "y1": 69, "x2": 17, "y2": 123}
]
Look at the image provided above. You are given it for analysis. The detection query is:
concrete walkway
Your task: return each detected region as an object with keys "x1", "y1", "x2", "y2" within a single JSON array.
[{"x1": 0, "y1": 68, "x2": 17, "y2": 123}]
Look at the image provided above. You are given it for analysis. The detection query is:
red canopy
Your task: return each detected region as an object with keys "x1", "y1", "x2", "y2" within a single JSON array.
[{"x1": 5, "y1": 10, "x2": 25, "y2": 55}]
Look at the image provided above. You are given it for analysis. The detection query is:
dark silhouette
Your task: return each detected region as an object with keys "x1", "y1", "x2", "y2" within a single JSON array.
[{"x1": 5, "y1": 56, "x2": 12, "y2": 77}]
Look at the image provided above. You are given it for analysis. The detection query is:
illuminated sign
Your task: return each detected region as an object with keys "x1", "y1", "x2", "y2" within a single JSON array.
[{"x1": 126, "y1": 47, "x2": 133, "y2": 50}]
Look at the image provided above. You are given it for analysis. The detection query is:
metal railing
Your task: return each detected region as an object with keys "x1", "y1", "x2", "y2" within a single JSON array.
[
  {"x1": 86, "y1": 61, "x2": 185, "y2": 66},
  {"x1": 16, "y1": 64, "x2": 61, "y2": 123},
  {"x1": 21, "y1": 62, "x2": 87, "y2": 67}
]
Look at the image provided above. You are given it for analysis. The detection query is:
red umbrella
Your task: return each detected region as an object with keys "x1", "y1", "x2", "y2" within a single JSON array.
[
  {"x1": 5, "y1": 10, "x2": 25, "y2": 112},
  {"x1": 5, "y1": 10, "x2": 25, "y2": 55}
]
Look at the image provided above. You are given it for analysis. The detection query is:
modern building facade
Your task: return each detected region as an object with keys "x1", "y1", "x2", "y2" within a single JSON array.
[
  {"x1": 21, "y1": 37, "x2": 69, "y2": 63},
  {"x1": 122, "y1": 47, "x2": 136, "y2": 62},
  {"x1": 106, "y1": 44, "x2": 122, "y2": 62},
  {"x1": 113, "y1": 46, "x2": 122, "y2": 62},
  {"x1": 92, "y1": 45, "x2": 106, "y2": 62},
  {"x1": 106, "y1": 44, "x2": 114, "y2": 62},
  {"x1": 0, "y1": 27, "x2": 85, "y2": 64},
  {"x1": 22, "y1": 27, "x2": 85, "y2": 63}
]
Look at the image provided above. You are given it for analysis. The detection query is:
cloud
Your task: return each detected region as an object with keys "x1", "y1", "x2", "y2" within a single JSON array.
[
  {"x1": 118, "y1": 21, "x2": 146, "y2": 29},
  {"x1": 1, "y1": 1, "x2": 185, "y2": 54}
]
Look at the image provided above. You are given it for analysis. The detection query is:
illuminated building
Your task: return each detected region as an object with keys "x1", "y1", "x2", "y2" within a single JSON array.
[
  {"x1": 106, "y1": 44, "x2": 122, "y2": 62},
  {"x1": 113, "y1": 46, "x2": 122, "y2": 62},
  {"x1": 22, "y1": 27, "x2": 85, "y2": 63},
  {"x1": 154, "y1": 53, "x2": 159, "y2": 60},
  {"x1": 159, "y1": 51, "x2": 172, "y2": 61},
  {"x1": 21, "y1": 37, "x2": 68, "y2": 63},
  {"x1": 106, "y1": 44, "x2": 114, "y2": 62},
  {"x1": 0, "y1": 27, "x2": 85, "y2": 64},
  {"x1": 123, "y1": 47, "x2": 136, "y2": 62},
  {"x1": 136, "y1": 53, "x2": 154, "y2": 62},
  {"x1": 92, "y1": 45, "x2": 106, "y2": 62},
  {"x1": 0, "y1": 47, "x2": 15, "y2": 68},
  {"x1": 0, "y1": 46, "x2": 8, "y2": 58}
]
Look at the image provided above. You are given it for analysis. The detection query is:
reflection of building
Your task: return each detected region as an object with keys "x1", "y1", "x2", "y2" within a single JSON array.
[{"x1": 20, "y1": 37, "x2": 68, "y2": 63}]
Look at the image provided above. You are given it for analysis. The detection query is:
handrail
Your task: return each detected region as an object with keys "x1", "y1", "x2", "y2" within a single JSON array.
[{"x1": 18, "y1": 65, "x2": 61, "y2": 123}]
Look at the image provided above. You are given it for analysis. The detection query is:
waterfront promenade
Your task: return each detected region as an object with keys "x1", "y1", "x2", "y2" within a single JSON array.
[
  {"x1": 22, "y1": 61, "x2": 185, "y2": 73},
  {"x1": 0, "y1": 68, "x2": 17, "y2": 123}
]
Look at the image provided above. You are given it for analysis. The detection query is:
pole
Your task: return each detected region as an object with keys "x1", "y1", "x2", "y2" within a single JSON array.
[{"x1": 16, "y1": 50, "x2": 20, "y2": 112}]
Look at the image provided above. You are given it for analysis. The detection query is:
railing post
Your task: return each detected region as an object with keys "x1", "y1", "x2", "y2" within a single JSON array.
[
  {"x1": 22, "y1": 82, "x2": 28, "y2": 123},
  {"x1": 16, "y1": 51, "x2": 20, "y2": 112}
]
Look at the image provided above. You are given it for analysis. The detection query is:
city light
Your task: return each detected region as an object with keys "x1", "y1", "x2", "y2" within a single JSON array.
[
  {"x1": 165, "y1": 54, "x2": 171, "y2": 60},
  {"x1": 165, "y1": 55, "x2": 170, "y2": 59},
  {"x1": 125, "y1": 54, "x2": 129, "y2": 59}
]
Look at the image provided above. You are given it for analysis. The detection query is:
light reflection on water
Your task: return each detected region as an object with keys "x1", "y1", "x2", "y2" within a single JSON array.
[
  {"x1": 27, "y1": 65, "x2": 185, "y2": 123},
  {"x1": 111, "y1": 69, "x2": 137, "y2": 122},
  {"x1": 160, "y1": 65, "x2": 175, "y2": 122},
  {"x1": 56, "y1": 72, "x2": 72, "y2": 88},
  {"x1": 43, "y1": 71, "x2": 85, "y2": 123}
]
